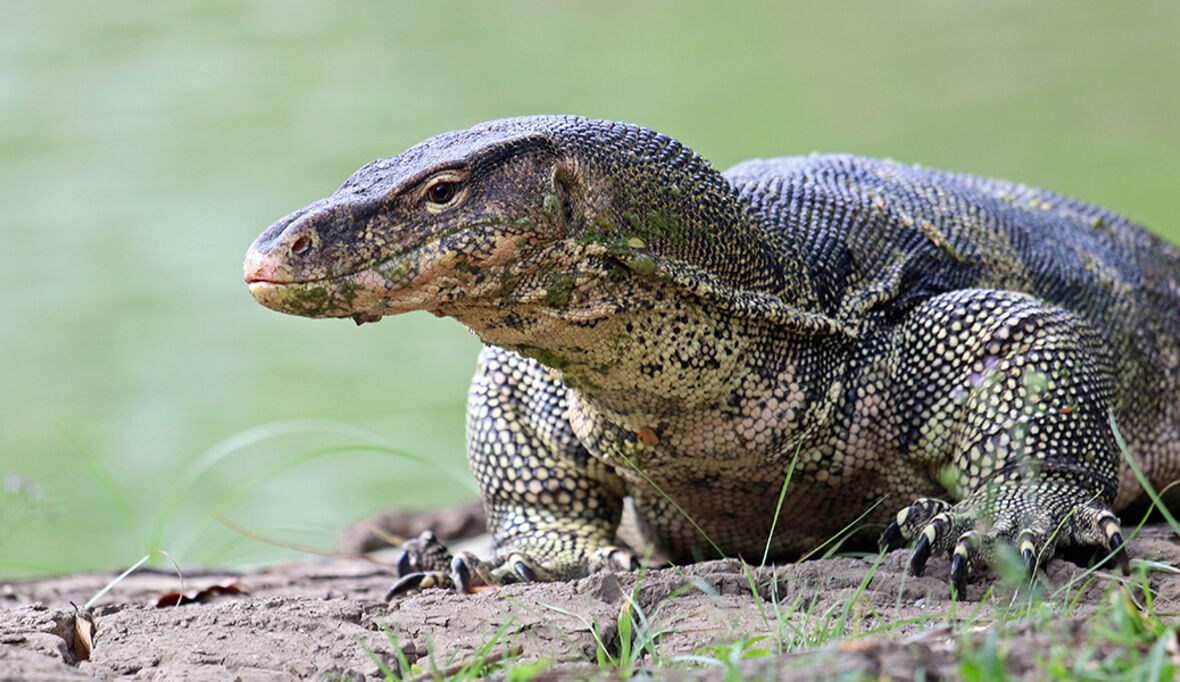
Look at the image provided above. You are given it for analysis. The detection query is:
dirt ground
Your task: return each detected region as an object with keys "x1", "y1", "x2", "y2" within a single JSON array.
[{"x1": 3, "y1": 503, "x2": 1179, "y2": 681}]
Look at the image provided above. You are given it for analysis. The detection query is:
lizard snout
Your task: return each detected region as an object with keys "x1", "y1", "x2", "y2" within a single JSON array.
[
  {"x1": 243, "y1": 207, "x2": 324, "y2": 284},
  {"x1": 243, "y1": 248, "x2": 288, "y2": 284}
]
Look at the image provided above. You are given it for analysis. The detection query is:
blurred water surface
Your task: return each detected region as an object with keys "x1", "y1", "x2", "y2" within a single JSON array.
[{"x1": 1, "y1": 1, "x2": 1176, "y2": 575}]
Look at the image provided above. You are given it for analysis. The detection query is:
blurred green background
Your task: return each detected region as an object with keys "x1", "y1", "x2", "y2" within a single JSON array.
[{"x1": 2, "y1": 1, "x2": 1176, "y2": 577}]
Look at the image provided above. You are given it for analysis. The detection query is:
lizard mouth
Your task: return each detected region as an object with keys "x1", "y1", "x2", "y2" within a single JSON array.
[
  {"x1": 243, "y1": 219, "x2": 465, "y2": 319},
  {"x1": 245, "y1": 217, "x2": 534, "y2": 321},
  {"x1": 250, "y1": 278, "x2": 385, "y2": 325},
  {"x1": 244, "y1": 218, "x2": 489, "y2": 323},
  {"x1": 246, "y1": 257, "x2": 419, "y2": 321},
  {"x1": 244, "y1": 215, "x2": 488, "y2": 287}
]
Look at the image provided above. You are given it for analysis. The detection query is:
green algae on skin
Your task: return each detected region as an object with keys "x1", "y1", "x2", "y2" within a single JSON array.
[
  {"x1": 645, "y1": 208, "x2": 682, "y2": 239},
  {"x1": 517, "y1": 345, "x2": 568, "y2": 369},
  {"x1": 280, "y1": 284, "x2": 334, "y2": 316},
  {"x1": 542, "y1": 192, "x2": 562, "y2": 215},
  {"x1": 542, "y1": 271, "x2": 581, "y2": 306},
  {"x1": 376, "y1": 255, "x2": 416, "y2": 284},
  {"x1": 626, "y1": 254, "x2": 658, "y2": 277},
  {"x1": 250, "y1": 281, "x2": 334, "y2": 317}
]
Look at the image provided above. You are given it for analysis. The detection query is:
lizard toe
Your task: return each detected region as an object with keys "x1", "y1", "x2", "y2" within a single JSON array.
[
  {"x1": 395, "y1": 549, "x2": 414, "y2": 577},
  {"x1": 385, "y1": 570, "x2": 453, "y2": 599},
  {"x1": 908, "y1": 511, "x2": 955, "y2": 576},
  {"x1": 948, "y1": 531, "x2": 990, "y2": 599},
  {"x1": 1107, "y1": 531, "x2": 1129, "y2": 573},
  {"x1": 879, "y1": 520, "x2": 906, "y2": 552},
  {"x1": 450, "y1": 552, "x2": 479, "y2": 593},
  {"x1": 589, "y1": 546, "x2": 641, "y2": 573},
  {"x1": 881, "y1": 497, "x2": 952, "y2": 552},
  {"x1": 950, "y1": 550, "x2": 968, "y2": 599},
  {"x1": 513, "y1": 558, "x2": 537, "y2": 582},
  {"x1": 395, "y1": 530, "x2": 454, "y2": 576},
  {"x1": 909, "y1": 532, "x2": 932, "y2": 576},
  {"x1": 484, "y1": 552, "x2": 556, "y2": 585},
  {"x1": 1067, "y1": 506, "x2": 1129, "y2": 573},
  {"x1": 1016, "y1": 528, "x2": 1044, "y2": 576}
]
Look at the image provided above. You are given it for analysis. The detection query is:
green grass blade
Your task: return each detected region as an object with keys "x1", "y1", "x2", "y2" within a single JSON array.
[
  {"x1": 615, "y1": 450, "x2": 725, "y2": 559},
  {"x1": 761, "y1": 442, "x2": 802, "y2": 567},
  {"x1": 1109, "y1": 409, "x2": 1180, "y2": 536}
]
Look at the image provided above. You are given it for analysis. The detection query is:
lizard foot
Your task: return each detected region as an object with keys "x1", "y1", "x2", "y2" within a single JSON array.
[
  {"x1": 588, "y1": 545, "x2": 642, "y2": 573},
  {"x1": 387, "y1": 531, "x2": 492, "y2": 597},
  {"x1": 879, "y1": 481, "x2": 1128, "y2": 598},
  {"x1": 386, "y1": 530, "x2": 639, "y2": 597},
  {"x1": 386, "y1": 549, "x2": 513, "y2": 597}
]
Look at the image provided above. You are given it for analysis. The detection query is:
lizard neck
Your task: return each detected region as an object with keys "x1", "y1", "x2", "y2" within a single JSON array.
[
  {"x1": 546, "y1": 117, "x2": 847, "y2": 337},
  {"x1": 438, "y1": 117, "x2": 851, "y2": 416},
  {"x1": 453, "y1": 276, "x2": 848, "y2": 469},
  {"x1": 454, "y1": 276, "x2": 749, "y2": 417}
]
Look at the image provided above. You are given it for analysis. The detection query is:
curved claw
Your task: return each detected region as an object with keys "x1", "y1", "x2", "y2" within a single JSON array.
[
  {"x1": 879, "y1": 521, "x2": 905, "y2": 552},
  {"x1": 1017, "y1": 529, "x2": 1039, "y2": 577},
  {"x1": 513, "y1": 560, "x2": 537, "y2": 582},
  {"x1": 909, "y1": 533, "x2": 932, "y2": 576},
  {"x1": 1021, "y1": 547, "x2": 1036, "y2": 576},
  {"x1": 1107, "y1": 531, "x2": 1129, "y2": 573},
  {"x1": 386, "y1": 572, "x2": 428, "y2": 599},
  {"x1": 451, "y1": 555, "x2": 474, "y2": 593},
  {"x1": 395, "y1": 549, "x2": 414, "y2": 577},
  {"x1": 386, "y1": 569, "x2": 454, "y2": 599},
  {"x1": 950, "y1": 551, "x2": 967, "y2": 599}
]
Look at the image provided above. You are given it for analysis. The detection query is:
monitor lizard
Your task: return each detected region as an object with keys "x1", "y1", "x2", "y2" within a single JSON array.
[{"x1": 244, "y1": 116, "x2": 1180, "y2": 597}]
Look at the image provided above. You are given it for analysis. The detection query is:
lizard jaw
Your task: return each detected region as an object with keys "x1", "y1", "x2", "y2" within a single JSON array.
[
  {"x1": 244, "y1": 222, "x2": 451, "y2": 320},
  {"x1": 245, "y1": 218, "x2": 553, "y2": 324},
  {"x1": 246, "y1": 266, "x2": 433, "y2": 320}
]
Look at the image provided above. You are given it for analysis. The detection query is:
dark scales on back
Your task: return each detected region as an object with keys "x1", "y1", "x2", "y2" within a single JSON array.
[{"x1": 244, "y1": 116, "x2": 1180, "y2": 597}]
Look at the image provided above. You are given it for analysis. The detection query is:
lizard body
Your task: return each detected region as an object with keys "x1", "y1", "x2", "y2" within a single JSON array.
[{"x1": 245, "y1": 116, "x2": 1180, "y2": 594}]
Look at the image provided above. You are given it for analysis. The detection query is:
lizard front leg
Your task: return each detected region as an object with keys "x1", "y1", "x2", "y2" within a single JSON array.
[
  {"x1": 390, "y1": 346, "x2": 634, "y2": 595},
  {"x1": 878, "y1": 289, "x2": 1128, "y2": 596}
]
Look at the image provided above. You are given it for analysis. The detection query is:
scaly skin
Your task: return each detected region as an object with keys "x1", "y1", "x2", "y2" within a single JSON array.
[{"x1": 244, "y1": 116, "x2": 1180, "y2": 597}]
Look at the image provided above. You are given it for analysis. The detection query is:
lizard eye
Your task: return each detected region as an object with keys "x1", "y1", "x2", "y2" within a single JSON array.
[{"x1": 427, "y1": 181, "x2": 457, "y2": 205}]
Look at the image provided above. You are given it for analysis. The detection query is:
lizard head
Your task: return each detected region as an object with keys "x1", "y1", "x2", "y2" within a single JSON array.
[
  {"x1": 245, "y1": 116, "x2": 776, "y2": 359},
  {"x1": 245, "y1": 120, "x2": 584, "y2": 329}
]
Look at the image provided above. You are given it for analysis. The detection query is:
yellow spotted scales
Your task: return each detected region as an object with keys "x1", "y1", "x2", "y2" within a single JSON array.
[{"x1": 245, "y1": 116, "x2": 1180, "y2": 596}]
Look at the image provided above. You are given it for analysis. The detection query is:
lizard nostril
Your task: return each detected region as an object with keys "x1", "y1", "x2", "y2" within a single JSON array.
[{"x1": 291, "y1": 235, "x2": 312, "y2": 256}]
